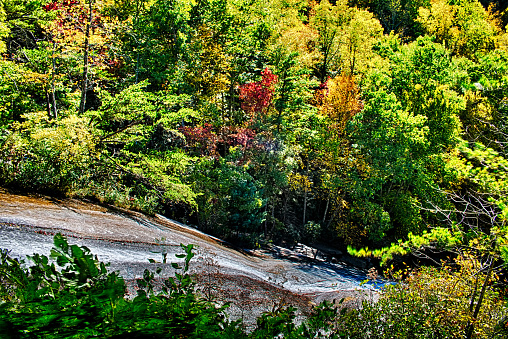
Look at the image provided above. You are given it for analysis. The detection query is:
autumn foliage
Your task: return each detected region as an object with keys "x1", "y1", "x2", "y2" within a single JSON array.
[
  {"x1": 239, "y1": 68, "x2": 278, "y2": 117},
  {"x1": 179, "y1": 124, "x2": 219, "y2": 157},
  {"x1": 319, "y1": 75, "x2": 363, "y2": 132},
  {"x1": 43, "y1": 1, "x2": 79, "y2": 12}
]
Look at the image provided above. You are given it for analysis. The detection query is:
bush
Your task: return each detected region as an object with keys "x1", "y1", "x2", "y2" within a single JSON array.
[
  {"x1": 336, "y1": 255, "x2": 508, "y2": 338},
  {"x1": 0, "y1": 234, "x2": 342, "y2": 338},
  {"x1": 0, "y1": 111, "x2": 196, "y2": 216},
  {"x1": 0, "y1": 113, "x2": 96, "y2": 193},
  {"x1": 0, "y1": 234, "x2": 243, "y2": 338}
]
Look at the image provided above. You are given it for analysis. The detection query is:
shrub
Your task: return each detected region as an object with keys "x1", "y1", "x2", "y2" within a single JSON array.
[
  {"x1": 0, "y1": 234, "x2": 243, "y2": 338},
  {"x1": 336, "y1": 254, "x2": 508, "y2": 338},
  {"x1": 0, "y1": 234, "x2": 343, "y2": 338}
]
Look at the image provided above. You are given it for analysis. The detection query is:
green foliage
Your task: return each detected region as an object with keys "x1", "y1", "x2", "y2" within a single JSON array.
[
  {"x1": 2, "y1": 0, "x2": 54, "y2": 50},
  {"x1": 348, "y1": 226, "x2": 462, "y2": 264},
  {"x1": 0, "y1": 233, "x2": 126, "y2": 337},
  {"x1": 0, "y1": 112, "x2": 96, "y2": 192},
  {"x1": 0, "y1": 233, "x2": 349, "y2": 338},
  {"x1": 353, "y1": 0, "x2": 429, "y2": 38},
  {"x1": 345, "y1": 36, "x2": 465, "y2": 244},
  {"x1": 417, "y1": 0, "x2": 501, "y2": 59},
  {"x1": 0, "y1": 234, "x2": 240, "y2": 338},
  {"x1": 249, "y1": 302, "x2": 341, "y2": 339},
  {"x1": 1, "y1": 0, "x2": 508, "y2": 262},
  {"x1": 303, "y1": 221, "x2": 321, "y2": 244},
  {"x1": 389, "y1": 37, "x2": 463, "y2": 152},
  {"x1": 0, "y1": 60, "x2": 51, "y2": 125},
  {"x1": 0, "y1": 3, "x2": 9, "y2": 53},
  {"x1": 458, "y1": 141, "x2": 508, "y2": 197},
  {"x1": 309, "y1": 0, "x2": 383, "y2": 80},
  {"x1": 337, "y1": 254, "x2": 508, "y2": 338},
  {"x1": 0, "y1": 83, "x2": 198, "y2": 213},
  {"x1": 188, "y1": 156, "x2": 265, "y2": 238}
]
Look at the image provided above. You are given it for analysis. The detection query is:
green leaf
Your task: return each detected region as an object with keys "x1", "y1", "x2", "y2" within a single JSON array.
[{"x1": 53, "y1": 233, "x2": 69, "y2": 253}]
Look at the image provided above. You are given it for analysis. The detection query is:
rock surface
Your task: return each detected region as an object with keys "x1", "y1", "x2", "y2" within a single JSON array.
[{"x1": 0, "y1": 189, "x2": 380, "y2": 326}]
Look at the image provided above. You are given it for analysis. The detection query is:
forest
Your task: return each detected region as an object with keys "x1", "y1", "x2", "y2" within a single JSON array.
[{"x1": 1, "y1": 0, "x2": 508, "y2": 337}]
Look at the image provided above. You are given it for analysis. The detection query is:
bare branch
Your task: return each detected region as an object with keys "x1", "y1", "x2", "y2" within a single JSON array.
[{"x1": 421, "y1": 188, "x2": 504, "y2": 235}]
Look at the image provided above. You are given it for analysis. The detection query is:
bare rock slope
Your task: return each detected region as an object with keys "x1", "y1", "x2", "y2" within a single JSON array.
[{"x1": 0, "y1": 190, "x2": 378, "y2": 323}]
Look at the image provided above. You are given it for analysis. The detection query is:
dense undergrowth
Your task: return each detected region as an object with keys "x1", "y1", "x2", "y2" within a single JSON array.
[{"x1": 0, "y1": 234, "x2": 507, "y2": 338}]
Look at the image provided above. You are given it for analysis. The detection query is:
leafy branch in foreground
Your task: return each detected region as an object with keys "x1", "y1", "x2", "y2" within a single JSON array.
[
  {"x1": 0, "y1": 234, "x2": 239, "y2": 338},
  {"x1": 347, "y1": 227, "x2": 463, "y2": 265},
  {"x1": 0, "y1": 233, "x2": 340, "y2": 338}
]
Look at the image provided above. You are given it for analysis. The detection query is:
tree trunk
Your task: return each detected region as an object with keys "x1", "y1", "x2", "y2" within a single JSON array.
[
  {"x1": 79, "y1": 0, "x2": 93, "y2": 114},
  {"x1": 322, "y1": 197, "x2": 330, "y2": 224},
  {"x1": 465, "y1": 257, "x2": 494, "y2": 339},
  {"x1": 326, "y1": 203, "x2": 341, "y2": 230},
  {"x1": 303, "y1": 186, "x2": 307, "y2": 226},
  {"x1": 50, "y1": 42, "x2": 57, "y2": 119},
  {"x1": 45, "y1": 90, "x2": 51, "y2": 117},
  {"x1": 282, "y1": 190, "x2": 288, "y2": 225},
  {"x1": 264, "y1": 202, "x2": 268, "y2": 237},
  {"x1": 271, "y1": 203, "x2": 275, "y2": 233},
  {"x1": 321, "y1": 52, "x2": 328, "y2": 83},
  {"x1": 276, "y1": 71, "x2": 288, "y2": 134},
  {"x1": 135, "y1": 0, "x2": 140, "y2": 84},
  {"x1": 302, "y1": 168, "x2": 310, "y2": 226},
  {"x1": 135, "y1": 52, "x2": 140, "y2": 84}
]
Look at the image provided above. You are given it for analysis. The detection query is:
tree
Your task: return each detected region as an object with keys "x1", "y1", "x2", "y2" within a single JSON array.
[
  {"x1": 337, "y1": 253, "x2": 508, "y2": 338},
  {"x1": 239, "y1": 67, "x2": 278, "y2": 123},
  {"x1": 309, "y1": 0, "x2": 383, "y2": 81},
  {"x1": 90, "y1": 81, "x2": 198, "y2": 212},
  {"x1": 79, "y1": 0, "x2": 94, "y2": 114},
  {"x1": 339, "y1": 7, "x2": 384, "y2": 76},
  {"x1": 185, "y1": 0, "x2": 232, "y2": 104},
  {"x1": 353, "y1": 0, "x2": 429, "y2": 38},
  {"x1": 132, "y1": 0, "x2": 194, "y2": 91},
  {"x1": 417, "y1": 0, "x2": 501, "y2": 59},
  {"x1": 347, "y1": 37, "x2": 463, "y2": 243},
  {"x1": 458, "y1": 50, "x2": 508, "y2": 156},
  {"x1": 310, "y1": 0, "x2": 352, "y2": 81},
  {"x1": 0, "y1": 2, "x2": 9, "y2": 53}
]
